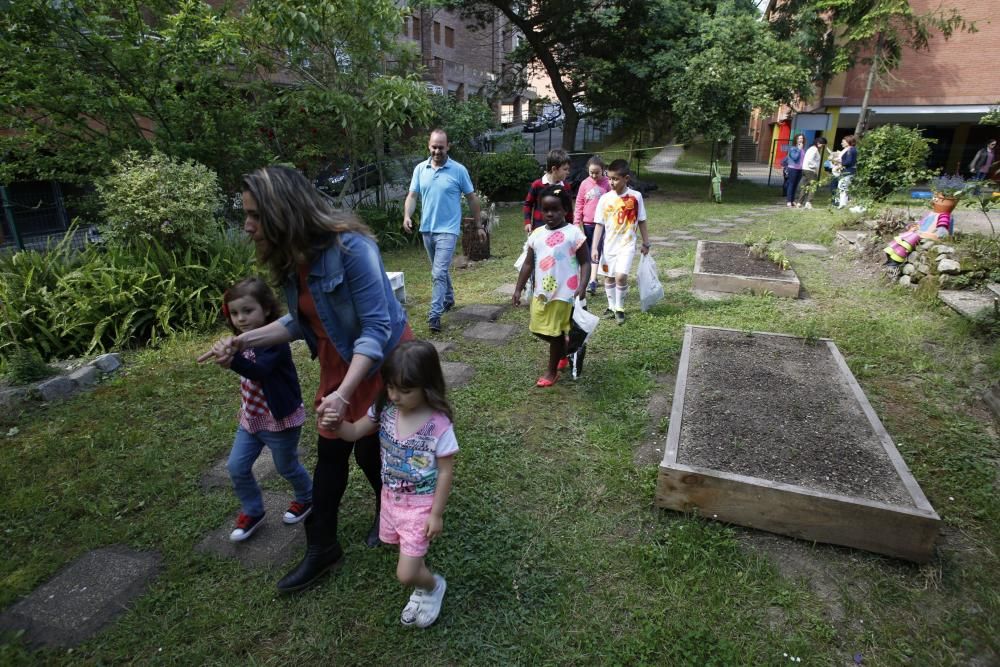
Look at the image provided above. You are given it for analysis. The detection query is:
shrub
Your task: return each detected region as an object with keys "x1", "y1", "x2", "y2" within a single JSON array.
[
  {"x1": 469, "y1": 140, "x2": 542, "y2": 201},
  {"x1": 0, "y1": 227, "x2": 253, "y2": 362},
  {"x1": 4, "y1": 348, "x2": 56, "y2": 385},
  {"x1": 355, "y1": 200, "x2": 420, "y2": 251},
  {"x1": 95, "y1": 151, "x2": 226, "y2": 251},
  {"x1": 853, "y1": 125, "x2": 935, "y2": 201}
]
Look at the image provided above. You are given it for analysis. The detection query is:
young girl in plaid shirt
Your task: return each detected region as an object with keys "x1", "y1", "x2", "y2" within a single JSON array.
[{"x1": 214, "y1": 277, "x2": 313, "y2": 542}]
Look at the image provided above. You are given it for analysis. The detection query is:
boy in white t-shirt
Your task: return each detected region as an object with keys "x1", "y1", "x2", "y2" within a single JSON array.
[{"x1": 591, "y1": 159, "x2": 651, "y2": 324}]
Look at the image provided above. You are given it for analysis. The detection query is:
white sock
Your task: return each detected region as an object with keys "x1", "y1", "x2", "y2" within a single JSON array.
[
  {"x1": 615, "y1": 285, "x2": 628, "y2": 311},
  {"x1": 604, "y1": 282, "x2": 615, "y2": 309}
]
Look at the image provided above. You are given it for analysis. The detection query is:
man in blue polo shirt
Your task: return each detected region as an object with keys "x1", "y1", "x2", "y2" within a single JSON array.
[{"x1": 403, "y1": 129, "x2": 483, "y2": 333}]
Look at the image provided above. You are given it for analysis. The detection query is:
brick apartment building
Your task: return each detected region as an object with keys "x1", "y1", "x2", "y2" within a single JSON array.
[
  {"x1": 757, "y1": 0, "x2": 999, "y2": 175},
  {"x1": 399, "y1": 5, "x2": 534, "y2": 124}
]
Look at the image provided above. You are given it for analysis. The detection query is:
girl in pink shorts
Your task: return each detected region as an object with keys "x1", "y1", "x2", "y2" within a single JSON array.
[{"x1": 327, "y1": 340, "x2": 456, "y2": 628}]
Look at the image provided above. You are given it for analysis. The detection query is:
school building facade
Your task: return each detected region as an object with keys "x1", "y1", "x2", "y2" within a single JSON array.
[{"x1": 755, "y1": 0, "x2": 999, "y2": 175}]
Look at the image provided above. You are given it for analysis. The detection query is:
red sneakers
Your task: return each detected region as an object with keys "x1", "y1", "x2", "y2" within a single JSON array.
[
  {"x1": 229, "y1": 512, "x2": 265, "y2": 542},
  {"x1": 283, "y1": 501, "x2": 312, "y2": 525}
]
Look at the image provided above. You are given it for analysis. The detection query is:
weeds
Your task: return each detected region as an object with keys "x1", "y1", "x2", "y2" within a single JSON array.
[{"x1": 743, "y1": 229, "x2": 791, "y2": 270}]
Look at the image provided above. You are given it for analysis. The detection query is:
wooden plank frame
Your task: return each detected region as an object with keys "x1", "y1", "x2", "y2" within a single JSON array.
[
  {"x1": 656, "y1": 325, "x2": 941, "y2": 562},
  {"x1": 692, "y1": 241, "x2": 801, "y2": 298}
]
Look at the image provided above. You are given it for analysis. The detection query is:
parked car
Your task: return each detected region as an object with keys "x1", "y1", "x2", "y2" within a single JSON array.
[
  {"x1": 314, "y1": 159, "x2": 382, "y2": 195},
  {"x1": 522, "y1": 111, "x2": 563, "y2": 133}
]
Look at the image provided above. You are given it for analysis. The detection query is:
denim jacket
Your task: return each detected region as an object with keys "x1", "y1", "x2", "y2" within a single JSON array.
[{"x1": 279, "y1": 232, "x2": 407, "y2": 374}]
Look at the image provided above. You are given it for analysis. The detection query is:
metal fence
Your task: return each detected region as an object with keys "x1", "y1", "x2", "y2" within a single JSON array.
[{"x1": 0, "y1": 182, "x2": 88, "y2": 253}]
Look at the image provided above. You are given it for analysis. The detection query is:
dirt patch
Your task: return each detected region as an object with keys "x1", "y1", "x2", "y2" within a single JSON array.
[
  {"x1": 677, "y1": 327, "x2": 913, "y2": 505},
  {"x1": 634, "y1": 373, "x2": 675, "y2": 467},
  {"x1": 699, "y1": 241, "x2": 788, "y2": 278}
]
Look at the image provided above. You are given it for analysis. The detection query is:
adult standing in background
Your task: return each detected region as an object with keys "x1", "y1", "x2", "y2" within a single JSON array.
[
  {"x1": 969, "y1": 139, "x2": 997, "y2": 180},
  {"x1": 782, "y1": 134, "x2": 806, "y2": 208},
  {"x1": 795, "y1": 136, "x2": 828, "y2": 210},
  {"x1": 403, "y1": 129, "x2": 483, "y2": 333},
  {"x1": 836, "y1": 134, "x2": 858, "y2": 209}
]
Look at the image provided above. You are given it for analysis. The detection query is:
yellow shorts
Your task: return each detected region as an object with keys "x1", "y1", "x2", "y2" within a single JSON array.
[{"x1": 529, "y1": 297, "x2": 572, "y2": 337}]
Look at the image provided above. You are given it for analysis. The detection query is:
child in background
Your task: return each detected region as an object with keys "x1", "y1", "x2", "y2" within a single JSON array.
[
  {"x1": 208, "y1": 277, "x2": 313, "y2": 542},
  {"x1": 523, "y1": 148, "x2": 572, "y2": 233},
  {"x1": 326, "y1": 341, "x2": 456, "y2": 629},
  {"x1": 513, "y1": 184, "x2": 590, "y2": 387},
  {"x1": 574, "y1": 155, "x2": 611, "y2": 296},
  {"x1": 591, "y1": 159, "x2": 651, "y2": 325}
]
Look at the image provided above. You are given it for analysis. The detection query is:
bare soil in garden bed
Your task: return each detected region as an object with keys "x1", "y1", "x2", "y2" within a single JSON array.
[
  {"x1": 677, "y1": 327, "x2": 913, "y2": 506},
  {"x1": 698, "y1": 241, "x2": 788, "y2": 278}
]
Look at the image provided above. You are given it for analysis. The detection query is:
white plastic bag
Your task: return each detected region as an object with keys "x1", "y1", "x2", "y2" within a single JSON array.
[
  {"x1": 514, "y1": 241, "x2": 528, "y2": 272},
  {"x1": 637, "y1": 253, "x2": 664, "y2": 312},
  {"x1": 571, "y1": 298, "x2": 599, "y2": 344}
]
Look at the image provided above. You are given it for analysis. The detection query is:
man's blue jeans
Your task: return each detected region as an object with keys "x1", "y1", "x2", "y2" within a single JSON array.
[
  {"x1": 422, "y1": 232, "x2": 457, "y2": 321},
  {"x1": 227, "y1": 426, "x2": 312, "y2": 517}
]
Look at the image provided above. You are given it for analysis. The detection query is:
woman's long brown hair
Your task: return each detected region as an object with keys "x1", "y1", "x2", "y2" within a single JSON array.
[{"x1": 241, "y1": 166, "x2": 374, "y2": 282}]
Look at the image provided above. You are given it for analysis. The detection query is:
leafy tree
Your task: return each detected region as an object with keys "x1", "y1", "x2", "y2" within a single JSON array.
[
  {"x1": 980, "y1": 104, "x2": 1000, "y2": 127},
  {"x1": 240, "y1": 0, "x2": 433, "y2": 194},
  {"x1": 0, "y1": 0, "x2": 263, "y2": 188},
  {"x1": 669, "y1": 1, "x2": 812, "y2": 182},
  {"x1": 425, "y1": 95, "x2": 497, "y2": 165}
]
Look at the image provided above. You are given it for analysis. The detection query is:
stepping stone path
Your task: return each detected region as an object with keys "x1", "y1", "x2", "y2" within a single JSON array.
[
  {"x1": 716, "y1": 222, "x2": 736, "y2": 228},
  {"x1": 647, "y1": 236, "x2": 670, "y2": 242},
  {"x1": 788, "y1": 243, "x2": 829, "y2": 254},
  {"x1": 431, "y1": 340, "x2": 456, "y2": 357},
  {"x1": 195, "y1": 491, "x2": 305, "y2": 569},
  {"x1": 652, "y1": 241, "x2": 678, "y2": 248},
  {"x1": 665, "y1": 268, "x2": 691, "y2": 280},
  {"x1": 0, "y1": 546, "x2": 160, "y2": 648},
  {"x1": 700, "y1": 228, "x2": 725, "y2": 235},
  {"x1": 730, "y1": 217, "x2": 754, "y2": 223},
  {"x1": 496, "y1": 283, "x2": 518, "y2": 297},
  {"x1": 202, "y1": 452, "x2": 278, "y2": 490},
  {"x1": 442, "y1": 361, "x2": 475, "y2": 389},
  {"x1": 675, "y1": 235, "x2": 697, "y2": 241},
  {"x1": 463, "y1": 322, "x2": 519, "y2": 345},
  {"x1": 449, "y1": 304, "x2": 506, "y2": 323}
]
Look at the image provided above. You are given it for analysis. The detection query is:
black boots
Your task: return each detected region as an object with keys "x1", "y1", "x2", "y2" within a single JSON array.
[
  {"x1": 365, "y1": 520, "x2": 382, "y2": 548},
  {"x1": 276, "y1": 542, "x2": 343, "y2": 593}
]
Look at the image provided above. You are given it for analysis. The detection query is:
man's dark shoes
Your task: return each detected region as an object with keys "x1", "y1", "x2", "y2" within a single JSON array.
[
  {"x1": 276, "y1": 543, "x2": 344, "y2": 593},
  {"x1": 443, "y1": 301, "x2": 455, "y2": 312},
  {"x1": 428, "y1": 318, "x2": 442, "y2": 333}
]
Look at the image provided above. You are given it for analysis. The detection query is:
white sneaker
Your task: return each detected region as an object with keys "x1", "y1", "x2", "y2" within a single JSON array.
[
  {"x1": 804, "y1": 202, "x2": 813, "y2": 209},
  {"x1": 401, "y1": 574, "x2": 447, "y2": 628}
]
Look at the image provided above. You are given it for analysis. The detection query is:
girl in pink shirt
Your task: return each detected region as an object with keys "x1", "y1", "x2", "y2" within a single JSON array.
[{"x1": 574, "y1": 156, "x2": 611, "y2": 295}]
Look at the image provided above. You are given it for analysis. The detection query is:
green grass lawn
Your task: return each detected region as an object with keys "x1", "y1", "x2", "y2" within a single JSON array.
[{"x1": 1, "y1": 173, "x2": 998, "y2": 665}]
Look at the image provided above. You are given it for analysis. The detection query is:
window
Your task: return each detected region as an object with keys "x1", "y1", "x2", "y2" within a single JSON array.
[
  {"x1": 433, "y1": 21, "x2": 441, "y2": 44},
  {"x1": 402, "y1": 17, "x2": 409, "y2": 37},
  {"x1": 412, "y1": 16, "x2": 420, "y2": 39},
  {"x1": 445, "y1": 26, "x2": 454, "y2": 48}
]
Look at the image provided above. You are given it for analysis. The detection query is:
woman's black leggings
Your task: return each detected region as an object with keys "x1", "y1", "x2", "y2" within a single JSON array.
[{"x1": 304, "y1": 433, "x2": 381, "y2": 547}]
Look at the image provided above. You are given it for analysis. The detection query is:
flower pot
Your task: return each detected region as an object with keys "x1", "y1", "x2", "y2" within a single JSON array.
[{"x1": 931, "y1": 194, "x2": 959, "y2": 213}]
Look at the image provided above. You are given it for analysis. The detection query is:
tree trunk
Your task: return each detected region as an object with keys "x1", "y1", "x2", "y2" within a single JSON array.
[
  {"x1": 561, "y1": 105, "x2": 579, "y2": 151},
  {"x1": 728, "y1": 125, "x2": 740, "y2": 184},
  {"x1": 855, "y1": 33, "x2": 883, "y2": 137}
]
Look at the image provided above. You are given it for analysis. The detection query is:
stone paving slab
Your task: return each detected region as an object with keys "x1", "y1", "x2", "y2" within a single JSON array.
[
  {"x1": 666, "y1": 268, "x2": 691, "y2": 280},
  {"x1": 730, "y1": 217, "x2": 754, "y2": 223},
  {"x1": 652, "y1": 241, "x2": 678, "y2": 249},
  {"x1": 938, "y1": 290, "x2": 997, "y2": 321},
  {"x1": 0, "y1": 546, "x2": 160, "y2": 649},
  {"x1": 442, "y1": 361, "x2": 475, "y2": 389},
  {"x1": 202, "y1": 449, "x2": 278, "y2": 490},
  {"x1": 430, "y1": 340, "x2": 456, "y2": 357},
  {"x1": 647, "y1": 236, "x2": 670, "y2": 242},
  {"x1": 700, "y1": 228, "x2": 725, "y2": 234},
  {"x1": 449, "y1": 304, "x2": 506, "y2": 323},
  {"x1": 496, "y1": 283, "x2": 518, "y2": 297},
  {"x1": 716, "y1": 222, "x2": 736, "y2": 228},
  {"x1": 463, "y1": 322, "x2": 519, "y2": 345},
  {"x1": 674, "y1": 235, "x2": 697, "y2": 241},
  {"x1": 788, "y1": 243, "x2": 829, "y2": 254},
  {"x1": 691, "y1": 288, "x2": 736, "y2": 301},
  {"x1": 195, "y1": 491, "x2": 305, "y2": 569}
]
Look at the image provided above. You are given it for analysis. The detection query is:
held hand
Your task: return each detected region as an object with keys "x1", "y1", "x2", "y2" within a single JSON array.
[
  {"x1": 477, "y1": 227, "x2": 487, "y2": 242},
  {"x1": 317, "y1": 390, "x2": 349, "y2": 429},
  {"x1": 197, "y1": 336, "x2": 239, "y2": 365},
  {"x1": 591, "y1": 249, "x2": 600, "y2": 263},
  {"x1": 524, "y1": 223, "x2": 531, "y2": 234},
  {"x1": 640, "y1": 244, "x2": 650, "y2": 256},
  {"x1": 425, "y1": 513, "x2": 443, "y2": 540},
  {"x1": 403, "y1": 217, "x2": 413, "y2": 233},
  {"x1": 512, "y1": 290, "x2": 522, "y2": 307}
]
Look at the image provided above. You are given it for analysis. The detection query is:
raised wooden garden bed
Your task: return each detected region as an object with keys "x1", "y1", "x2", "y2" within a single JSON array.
[
  {"x1": 693, "y1": 240, "x2": 801, "y2": 298},
  {"x1": 656, "y1": 325, "x2": 940, "y2": 562}
]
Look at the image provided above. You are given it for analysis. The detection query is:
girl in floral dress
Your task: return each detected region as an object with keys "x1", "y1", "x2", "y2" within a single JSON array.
[{"x1": 513, "y1": 184, "x2": 591, "y2": 387}]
